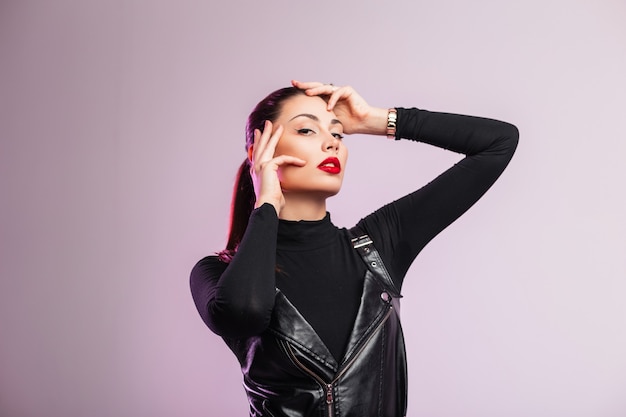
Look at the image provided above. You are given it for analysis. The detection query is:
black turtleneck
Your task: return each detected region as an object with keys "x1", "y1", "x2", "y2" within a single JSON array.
[
  {"x1": 275, "y1": 214, "x2": 366, "y2": 359},
  {"x1": 190, "y1": 107, "x2": 519, "y2": 361}
]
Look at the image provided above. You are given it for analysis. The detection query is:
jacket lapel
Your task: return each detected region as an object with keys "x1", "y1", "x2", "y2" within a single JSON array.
[
  {"x1": 341, "y1": 232, "x2": 402, "y2": 367},
  {"x1": 269, "y1": 290, "x2": 338, "y2": 372}
]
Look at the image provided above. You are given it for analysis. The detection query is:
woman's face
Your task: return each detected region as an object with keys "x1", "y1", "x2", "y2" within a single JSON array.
[{"x1": 271, "y1": 94, "x2": 348, "y2": 198}]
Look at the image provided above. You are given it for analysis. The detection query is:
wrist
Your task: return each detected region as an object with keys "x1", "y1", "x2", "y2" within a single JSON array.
[
  {"x1": 255, "y1": 198, "x2": 281, "y2": 216},
  {"x1": 356, "y1": 107, "x2": 388, "y2": 135}
]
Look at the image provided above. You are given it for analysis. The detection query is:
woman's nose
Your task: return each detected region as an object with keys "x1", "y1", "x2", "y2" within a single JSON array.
[{"x1": 324, "y1": 135, "x2": 340, "y2": 152}]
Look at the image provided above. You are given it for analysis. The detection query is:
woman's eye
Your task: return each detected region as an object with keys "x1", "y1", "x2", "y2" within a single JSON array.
[
  {"x1": 332, "y1": 133, "x2": 344, "y2": 140},
  {"x1": 297, "y1": 128, "x2": 315, "y2": 136}
]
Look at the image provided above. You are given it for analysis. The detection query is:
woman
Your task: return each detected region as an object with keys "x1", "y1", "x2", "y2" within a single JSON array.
[{"x1": 190, "y1": 80, "x2": 518, "y2": 417}]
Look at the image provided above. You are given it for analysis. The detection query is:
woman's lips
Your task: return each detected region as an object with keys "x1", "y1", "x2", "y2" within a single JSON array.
[{"x1": 317, "y1": 157, "x2": 341, "y2": 174}]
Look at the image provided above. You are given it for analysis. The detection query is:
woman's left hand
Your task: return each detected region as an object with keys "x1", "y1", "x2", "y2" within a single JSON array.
[{"x1": 291, "y1": 80, "x2": 387, "y2": 136}]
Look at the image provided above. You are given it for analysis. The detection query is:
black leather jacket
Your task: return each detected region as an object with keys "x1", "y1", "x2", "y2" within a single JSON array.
[{"x1": 223, "y1": 232, "x2": 408, "y2": 417}]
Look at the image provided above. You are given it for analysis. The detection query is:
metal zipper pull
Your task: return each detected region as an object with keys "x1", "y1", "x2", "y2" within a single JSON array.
[{"x1": 325, "y1": 383, "x2": 334, "y2": 417}]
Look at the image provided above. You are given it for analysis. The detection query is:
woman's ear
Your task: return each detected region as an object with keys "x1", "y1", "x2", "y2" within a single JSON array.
[{"x1": 247, "y1": 146, "x2": 254, "y2": 163}]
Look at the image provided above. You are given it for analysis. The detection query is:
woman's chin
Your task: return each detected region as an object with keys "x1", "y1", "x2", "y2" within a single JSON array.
[{"x1": 281, "y1": 186, "x2": 343, "y2": 200}]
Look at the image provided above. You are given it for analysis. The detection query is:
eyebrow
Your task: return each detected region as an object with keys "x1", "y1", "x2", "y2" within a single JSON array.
[{"x1": 288, "y1": 113, "x2": 343, "y2": 126}]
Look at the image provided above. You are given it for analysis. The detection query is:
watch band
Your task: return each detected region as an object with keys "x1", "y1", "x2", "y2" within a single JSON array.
[{"x1": 386, "y1": 108, "x2": 397, "y2": 139}]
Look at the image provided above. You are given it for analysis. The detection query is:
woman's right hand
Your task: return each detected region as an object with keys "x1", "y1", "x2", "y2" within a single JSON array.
[{"x1": 249, "y1": 120, "x2": 306, "y2": 215}]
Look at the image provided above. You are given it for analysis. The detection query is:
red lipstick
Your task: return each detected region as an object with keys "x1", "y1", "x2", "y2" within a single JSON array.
[{"x1": 317, "y1": 157, "x2": 341, "y2": 174}]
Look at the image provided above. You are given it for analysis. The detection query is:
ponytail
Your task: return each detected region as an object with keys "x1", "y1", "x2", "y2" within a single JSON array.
[{"x1": 217, "y1": 159, "x2": 255, "y2": 262}]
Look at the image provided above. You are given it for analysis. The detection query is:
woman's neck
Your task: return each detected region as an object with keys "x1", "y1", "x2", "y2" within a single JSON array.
[{"x1": 278, "y1": 193, "x2": 327, "y2": 221}]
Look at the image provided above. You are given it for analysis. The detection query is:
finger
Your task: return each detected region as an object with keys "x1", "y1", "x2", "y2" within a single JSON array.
[
  {"x1": 326, "y1": 86, "x2": 351, "y2": 110},
  {"x1": 304, "y1": 84, "x2": 338, "y2": 97},
  {"x1": 264, "y1": 124, "x2": 283, "y2": 158},
  {"x1": 250, "y1": 128, "x2": 260, "y2": 161},
  {"x1": 254, "y1": 124, "x2": 283, "y2": 168},
  {"x1": 254, "y1": 154, "x2": 306, "y2": 182},
  {"x1": 271, "y1": 154, "x2": 307, "y2": 167},
  {"x1": 292, "y1": 80, "x2": 338, "y2": 97},
  {"x1": 291, "y1": 80, "x2": 325, "y2": 90},
  {"x1": 252, "y1": 120, "x2": 274, "y2": 163}
]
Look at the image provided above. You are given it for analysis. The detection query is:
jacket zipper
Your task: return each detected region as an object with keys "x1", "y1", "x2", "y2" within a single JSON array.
[
  {"x1": 284, "y1": 307, "x2": 393, "y2": 417},
  {"x1": 285, "y1": 344, "x2": 335, "y2": 416}
]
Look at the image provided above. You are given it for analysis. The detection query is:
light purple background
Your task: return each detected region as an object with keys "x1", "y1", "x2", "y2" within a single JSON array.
[{"x1": 1, "y1": 1, "x2": 625, "y2": 416}]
